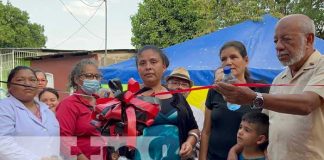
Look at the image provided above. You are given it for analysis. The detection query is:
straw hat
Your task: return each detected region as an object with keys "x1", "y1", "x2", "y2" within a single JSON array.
[{"x1": 166, "y1": 67, "x2": 193, "y2": 87}]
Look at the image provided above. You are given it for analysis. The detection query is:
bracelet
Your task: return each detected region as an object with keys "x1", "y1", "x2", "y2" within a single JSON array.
[{"x1": 188, "y1": 132, "x2": 200, "y2": 142}]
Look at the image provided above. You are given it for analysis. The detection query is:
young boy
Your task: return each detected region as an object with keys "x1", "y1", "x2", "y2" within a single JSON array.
[{"x1": 236, "y1": 112, "x2": 269, "y2": 160}]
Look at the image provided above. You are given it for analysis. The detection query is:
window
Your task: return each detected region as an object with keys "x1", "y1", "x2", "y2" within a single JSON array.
[{"x1": 45, "y1": 72, "x2": 54, "y2": 88}]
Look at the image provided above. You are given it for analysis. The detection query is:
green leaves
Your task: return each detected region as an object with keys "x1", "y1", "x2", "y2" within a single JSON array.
[
  {"x1": 131, "y1": 0, "x2": 202, "y2": 48},
  {"x1": 0, "y1": 2, "x2": 46, "y2": 48},
  {"x1": 131, "y1": 0, "x2": 323, "y2": 49},
  {"x1": 288, "y1": 0, "x2": 324, "y2": 38}
]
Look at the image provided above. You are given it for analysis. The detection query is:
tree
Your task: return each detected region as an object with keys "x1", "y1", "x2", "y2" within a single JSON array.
[
  {"x1": 287, "y1": 0, "x2": 324, "y2": 38},
  {"x1": 131, "y1": 0, "x2": 283, "y2": 48},
  {"x1": 194, "y1": 0, "x2": 284, "y2": 32},
  {"x1": 131, "y1": 0, "x2": 323, "y2": 49},
  {"x1": 0, "y1": 2, "x2": 46, "y2": 48},
  {"x1": 131, "y1": 0, "x2": 203, "y2": 49}
]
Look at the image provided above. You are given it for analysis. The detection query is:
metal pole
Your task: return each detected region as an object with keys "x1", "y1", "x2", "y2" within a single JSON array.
[
  {"x1": 104, "y1": 0, "x2": 108, "y2": 65},
  {"x1": 0, "y1": 51, "x2": 2, "y2": 89},
  {"x1": 11, "y1": 50, "x2": 14, "y2": 71}
]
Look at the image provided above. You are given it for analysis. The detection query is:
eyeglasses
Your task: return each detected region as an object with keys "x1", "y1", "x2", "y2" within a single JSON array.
[
  {"x1": 80, "y1": 73, "x2": 102, "y2": 80},
  {"x1": 167, "y1": 80, "x2": 190, "y2": 88}
]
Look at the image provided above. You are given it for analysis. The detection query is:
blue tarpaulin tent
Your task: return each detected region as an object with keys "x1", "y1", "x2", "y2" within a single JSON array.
[{"x1": 100, "y1": 15, "x2": 324, "y2": 85}]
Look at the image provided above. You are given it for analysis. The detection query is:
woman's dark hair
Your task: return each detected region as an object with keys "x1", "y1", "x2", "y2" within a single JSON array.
[
  {"x1": 38, "y1": 87, "x2": 59, "y2": 100},
  {"x1": 69, "y1": 59, "x2": 98, "y2": 89},
  {"x1": 7, "y1": 66, "x2": 36, "y2": 88},
  {"x1": 135, "y1": 45, "x2": 169, "y2": 68},
  {"x1": 219, "y1": 41, "x2": 250, "y2": 80}
]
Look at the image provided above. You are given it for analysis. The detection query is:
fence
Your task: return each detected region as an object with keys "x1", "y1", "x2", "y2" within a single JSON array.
[{"x1": 0, "y1": 49, "x2": 39, "y2": 90}]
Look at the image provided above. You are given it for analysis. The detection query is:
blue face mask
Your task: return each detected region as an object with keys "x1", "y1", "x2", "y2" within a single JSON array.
[{"x1": 81, "y1": 79, "x2": 100, "y2": 95}]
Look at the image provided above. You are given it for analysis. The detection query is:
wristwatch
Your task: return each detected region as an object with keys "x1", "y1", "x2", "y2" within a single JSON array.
[{"x1": 252, "y1": 92, "x2": 264, "y2": 109}]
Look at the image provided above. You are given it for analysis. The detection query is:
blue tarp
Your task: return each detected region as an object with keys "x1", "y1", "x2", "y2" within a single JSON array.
[{"x1": 101, "y1": 14, "x2": 324, "y2": 85}]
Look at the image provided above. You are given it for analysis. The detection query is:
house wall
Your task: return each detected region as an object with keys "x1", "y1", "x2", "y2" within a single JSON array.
[
  {"x1": 96, "y1": 51, "x2": 135, "y2": 66},
  {"x1": 30, "y1": 49, "x2": 136, "y2": 100},
  {"x1": 31, "y1": 54, "x2": 98, "y2": 99}
]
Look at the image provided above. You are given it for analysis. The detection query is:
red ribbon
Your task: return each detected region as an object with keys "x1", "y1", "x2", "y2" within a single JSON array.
[
  {"x1": 152, "y1": 83, "x2": 324, "y2": 96},
  {"x1": 93, "y1": 78, "x2": 160, "y2": 147}
]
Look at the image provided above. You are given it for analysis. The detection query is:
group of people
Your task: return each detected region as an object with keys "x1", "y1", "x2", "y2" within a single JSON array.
[
  {"x1": 34, "y1": 69, "x2": 60, "y2": 112},
  {"x1": 0, "y1": 13, "x2": 323, "y2": 160}
]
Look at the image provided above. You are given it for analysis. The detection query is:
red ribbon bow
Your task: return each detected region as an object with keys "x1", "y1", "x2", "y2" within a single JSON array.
[{"x1": 92, "y1": 78, "x2": 160, "y2": 147}]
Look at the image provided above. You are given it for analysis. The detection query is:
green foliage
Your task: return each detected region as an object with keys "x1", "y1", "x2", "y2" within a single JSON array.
[
  {"x1": 130, "y1": 0, "x2": 282, "y2": 49},
  {"x1": 131, "y1": 0, "x2": 202, "y2": 48},
  {"x1": 0, "y1": 2, "x2": 46, "y2": 48},
  {"x1": 287, "y1": 0, "x2": 324, "y2": 38},
  {"x1": 131, "y1": 0, "x2": 323, "y2": 49}
]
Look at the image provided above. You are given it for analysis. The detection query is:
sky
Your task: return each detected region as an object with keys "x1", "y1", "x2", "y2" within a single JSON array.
[{"x1": 7, "y1": 0, "x2": 142, "y2": 50}]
